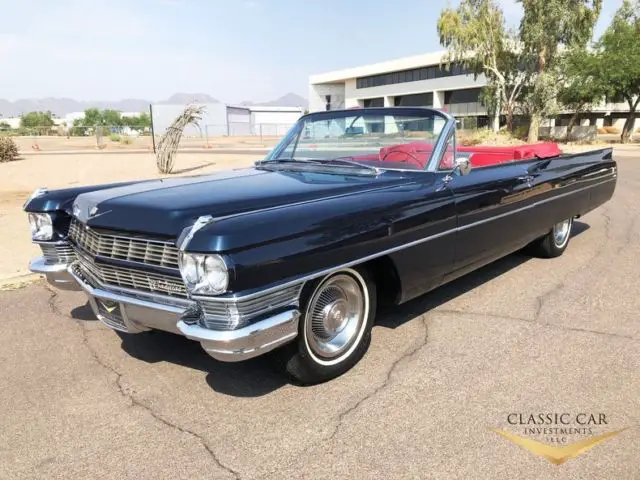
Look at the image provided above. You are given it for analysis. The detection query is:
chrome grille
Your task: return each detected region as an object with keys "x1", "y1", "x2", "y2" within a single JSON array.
[
  {"x1": 69, "y1": 219, "x2": 179, "y2": 269},
  {"x1": 75, "y1": 253, "x2": 188, "y2": 298},
  {"x1": 40, "y1": 243, "x2": 76, "y2": 264},
  {"x1": 197, "y1": 284, "x2": 302, "y2": 330}
]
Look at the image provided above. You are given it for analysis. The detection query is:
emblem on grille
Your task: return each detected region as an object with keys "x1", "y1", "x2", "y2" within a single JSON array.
[
  {"x1": 148, "y1": 279, "x2": 184, "y2": 293},
  {"x1": 99, "y1": 300, "x2": 118, "y2": 313},
  {"x1": 72, "y1": 203, "x2": 81, "y2": 218}
]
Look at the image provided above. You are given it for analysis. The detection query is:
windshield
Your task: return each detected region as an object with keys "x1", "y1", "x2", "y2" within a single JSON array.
[{"x1": 264, "y1": 107, "x2": 452, "y2": 171}]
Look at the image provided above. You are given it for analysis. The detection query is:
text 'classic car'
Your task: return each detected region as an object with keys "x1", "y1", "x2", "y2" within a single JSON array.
[{"x1": 24, "y1": 107, "x2": 617, "y2": 384}]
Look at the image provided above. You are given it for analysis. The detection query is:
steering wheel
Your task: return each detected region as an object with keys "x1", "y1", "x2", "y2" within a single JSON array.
[{"x1": 380, "y1": 149, "x2": 421, "y2": 166}]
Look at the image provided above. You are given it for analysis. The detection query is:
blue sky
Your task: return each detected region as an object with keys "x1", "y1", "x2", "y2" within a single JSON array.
[{"x1": 0, "y1": 0, "x2": 624, "y2": 103}]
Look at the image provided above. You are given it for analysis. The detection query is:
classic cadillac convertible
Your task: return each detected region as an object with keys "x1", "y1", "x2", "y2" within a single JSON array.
[{"x1": 24, "y1": 107, "x2": 617, "y2": 384}]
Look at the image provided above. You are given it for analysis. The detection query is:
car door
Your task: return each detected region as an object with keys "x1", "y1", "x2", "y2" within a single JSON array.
[{"x1": 443, "y1": 161, "x2": 540, "y2": 283}]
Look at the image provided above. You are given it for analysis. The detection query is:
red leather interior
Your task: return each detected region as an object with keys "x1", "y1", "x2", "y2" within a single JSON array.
[
  {"x1": 348, "y1": 142, "x2": 561, "y2": 169},
  {"x1": 378, "y1": 142, "x2": 435, "y2": 168},
  {"x1": 457, "y1": 143, "x2": 562, "y2": 167}
]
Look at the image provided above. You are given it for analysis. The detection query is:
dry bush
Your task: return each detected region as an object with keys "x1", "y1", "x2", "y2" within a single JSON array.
[
  {"x1": 458, "y1": 128, "x2": 526, "y2": 147},
  {"x1": 0, "y1": 136, "x2": 20, "y2": 163},
  {"x1": 156, "y1": 104, "x2": 206, "y2": 174},
  {"x1": 604, "y1": 126, "x2": 620, "y2": 134},
  {"x1": 121, "y1": 136, "x2": 133, "y2": 145},
  {"x1": 109, "y1": 133, "x2": 121, "y2": 142}
]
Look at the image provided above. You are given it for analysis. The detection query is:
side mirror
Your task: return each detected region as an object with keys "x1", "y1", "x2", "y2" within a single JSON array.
[{"x1": 454, "y1": 157, "x2": 472, "y2": 176}]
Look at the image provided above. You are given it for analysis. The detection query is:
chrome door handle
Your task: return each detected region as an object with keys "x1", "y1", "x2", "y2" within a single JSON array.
[{"x1": 516, "y1": 175, "x2": 534, "y2": 184}]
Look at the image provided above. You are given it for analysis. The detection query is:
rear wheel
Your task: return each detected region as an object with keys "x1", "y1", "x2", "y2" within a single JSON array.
[
  {"x1": 281, "y1": 267, "x2": 376, "y2": 385},
  {"x1": 529, "y1": 217, "x2": 574, "y2": 258}
]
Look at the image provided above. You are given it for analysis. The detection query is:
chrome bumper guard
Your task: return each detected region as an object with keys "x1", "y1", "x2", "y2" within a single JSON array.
[
  {"x1": 29, "y1": 256, "x2": 82, "y2": 291},
  {"x1": 31, "y1": 259, "x2": 300, "y2": 362}
]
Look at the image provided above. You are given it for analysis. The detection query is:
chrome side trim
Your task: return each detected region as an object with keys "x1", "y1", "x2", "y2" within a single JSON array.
[{"x1": 218, "y1": 175, "x2": 616, "y2": 302}]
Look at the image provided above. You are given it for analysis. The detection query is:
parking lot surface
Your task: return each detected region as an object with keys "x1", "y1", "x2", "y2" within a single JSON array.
[{"x1": 0, "y1": 149, "x2": 638, "y2": 480}]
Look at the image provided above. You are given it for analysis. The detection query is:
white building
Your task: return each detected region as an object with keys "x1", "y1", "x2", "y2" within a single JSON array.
[
  {"x1": 309, "y1": 51, "x2": 637, "y2": 130},
  {"x1": 150, "y1": 103, "x2": 304, "y2": 138}
]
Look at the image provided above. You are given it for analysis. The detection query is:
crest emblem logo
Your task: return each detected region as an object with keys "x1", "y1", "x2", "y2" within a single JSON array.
[{"x1": 89, "y1": 206, "x2": 99, "y2": 217}]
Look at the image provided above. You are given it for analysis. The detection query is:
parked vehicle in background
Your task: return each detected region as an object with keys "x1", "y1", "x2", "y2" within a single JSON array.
[{"x1": 24, "y1": 107, "x2": 617, "y2": 384}]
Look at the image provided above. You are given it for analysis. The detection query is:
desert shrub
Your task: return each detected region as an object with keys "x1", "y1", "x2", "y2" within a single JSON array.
[
  {"x1": 512, "y1": 125, "x2": 529, "y2": 140},
  {"x1": 121, "y1": 135, "x2": 133, "y2": 145},
  {"x1": 0, "y1": 136, "x2": 20, "y2": 163},
  {"x1": 458, "y1": 128, "x2": 525, "y2": 147},
  {"x1": 604, "y1": 126, "x2": 620, "y2": 134},
  {"x1": 109, "y1": 133, "x2": 121, "y2": 142}
]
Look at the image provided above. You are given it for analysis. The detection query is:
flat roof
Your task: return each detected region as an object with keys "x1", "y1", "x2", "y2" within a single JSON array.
[
  {"x1": 226, "y1": 105, "x2": 304, "y2": 112},
  {"x1": 310, "y1": 50, "x2": 449, "y2": 84}
]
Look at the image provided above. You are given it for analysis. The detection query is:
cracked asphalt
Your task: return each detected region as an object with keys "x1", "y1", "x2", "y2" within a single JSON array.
[{"x1": 1, "y1": 149, "x2": 639, "y2": 480}]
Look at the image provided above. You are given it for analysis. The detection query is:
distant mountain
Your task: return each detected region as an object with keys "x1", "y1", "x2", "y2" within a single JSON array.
[
  {"x1": 0, "y1": 92, "x2": 307, "y2": 117},
  {"x1": 240, "y1": 92, "x2": 308, "y2": 109},
  {"x1": 0, "y1": 97, "x2": 152, "y2": 117},
  {"x1": 159, "y1": 93, "x2": 220, "y2": 105}
]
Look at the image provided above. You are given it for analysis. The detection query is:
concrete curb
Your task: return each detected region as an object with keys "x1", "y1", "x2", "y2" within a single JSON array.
[{"x1": 0, "y1": 273, "x2": 43, "y2": 291}]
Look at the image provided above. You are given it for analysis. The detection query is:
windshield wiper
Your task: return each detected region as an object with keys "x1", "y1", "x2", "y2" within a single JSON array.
[
  {"x1": 307, "y1": 157, "x2": 381, "y2": 173},
  {"x1": 256, "y1": 157, "x2": 381, "y2": 174}
]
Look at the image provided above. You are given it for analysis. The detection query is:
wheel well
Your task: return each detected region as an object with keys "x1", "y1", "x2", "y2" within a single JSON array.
[{"x1": 362, "y1": 256, "x2": 402, "y2": 307}]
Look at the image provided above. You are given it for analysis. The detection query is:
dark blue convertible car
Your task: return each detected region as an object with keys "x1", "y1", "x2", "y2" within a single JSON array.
[{"x1": 24, "y1": 107, "x2": 617, "y2": 384}]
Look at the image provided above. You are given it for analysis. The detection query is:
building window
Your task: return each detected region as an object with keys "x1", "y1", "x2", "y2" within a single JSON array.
[
  {"x1": 355, "y1": 62, "x2": 470, "y2": 89},
  {"x1": 363, "y1": 97, "x2": 384, "y2": 108},
  {"x1": 444, "y1": 88, "x2": 482, "y2": 105},
  {"x1": 394, "y1": 93, "x2": 433, "y2": 107}
]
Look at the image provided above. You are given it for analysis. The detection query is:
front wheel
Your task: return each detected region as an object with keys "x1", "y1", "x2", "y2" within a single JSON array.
[
  {"x1": 281, "y1": 267, "x2": 376, "y2": 385},
  {"x1": 529, "y1": 217, "x2": 574, "y2": 258}
]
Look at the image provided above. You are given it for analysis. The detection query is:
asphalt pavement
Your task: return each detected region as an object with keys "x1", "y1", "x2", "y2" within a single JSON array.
[{"x1": 0, "y1": 149, "x2": 638, "y2": 480}]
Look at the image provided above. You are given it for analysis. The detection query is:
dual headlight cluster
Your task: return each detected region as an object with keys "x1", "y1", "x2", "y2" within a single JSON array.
[
  {"x1": 178, "y1": 252, "x2": 229, "y2": 295},
  {"x1": 28, "y1": 213, "x2": 53, "y2": 241}
]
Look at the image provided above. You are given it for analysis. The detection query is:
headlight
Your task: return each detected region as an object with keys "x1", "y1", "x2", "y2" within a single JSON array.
[
  {"x1": 179, "y1": 252, "x2": 229, "y2": 295},
  {"x1": 28, "y1": 213, "x2": 53, "y2": 241}
]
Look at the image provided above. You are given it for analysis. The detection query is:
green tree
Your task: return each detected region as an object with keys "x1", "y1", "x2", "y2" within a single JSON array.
[
  {"x1": 0, "y1": 121, "x2": 11, "y2": 131},
  {"x1": 122, "y1": 112, "x2": 151, "y2": 130},
  {"x1": 102, "y1": 109, "x2": 123, "y2": 127},
  {"x1": 82, "y1": 108, "x2": 102, "y2": 126},
  {"x1": 518, "y1": 0, "x2": 603, "y2": 142},
  {"x1": 594, "y1": 0, "x2": 640, "y2": 143},
  {"x1": 437, "y1": 0, "x2": 509, "y2": 132},
  {"x1": 557, "y1": 48, "x2": 606, "y2": 139},
  {"x1": 20, "y1": 111, "x2": 54, "y2": 128}
]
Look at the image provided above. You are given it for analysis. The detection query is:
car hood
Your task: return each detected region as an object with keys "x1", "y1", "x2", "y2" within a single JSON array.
[{"x1": 72, "y1": 167, "x2": 412, "y2": 238}]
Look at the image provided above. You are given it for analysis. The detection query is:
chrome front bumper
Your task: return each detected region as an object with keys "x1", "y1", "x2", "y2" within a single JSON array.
[
  {"x1": 30, "y1": 257, "x2": 300, "y2": 362},
  {"x1": 29, "y1": 256, "x2": 82, "y2": 291}
]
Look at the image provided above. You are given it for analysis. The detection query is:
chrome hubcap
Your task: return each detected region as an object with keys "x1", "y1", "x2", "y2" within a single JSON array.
[
  {"x1": 553, "y1": 219, "x2": 571, "y2": 247},
  {"x1": 306, "y1": 274, "x2": 365, "y2": 359}
]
